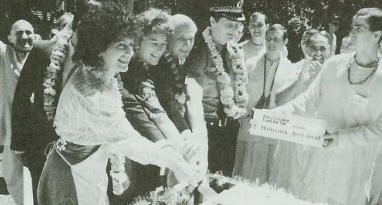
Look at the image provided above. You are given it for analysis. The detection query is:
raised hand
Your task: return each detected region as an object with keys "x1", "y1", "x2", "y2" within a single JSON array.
[{"x1": 308, "y1": 60, "x2": 322, "y2": 78}]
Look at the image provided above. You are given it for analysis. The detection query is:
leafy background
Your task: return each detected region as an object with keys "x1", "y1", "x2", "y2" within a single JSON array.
[
  {"x1": 157, "y1": 0, "x2": 382, "y2": 61},
  {"x1": 0, "y1": 0, "x2": 381, "y2": 61}
]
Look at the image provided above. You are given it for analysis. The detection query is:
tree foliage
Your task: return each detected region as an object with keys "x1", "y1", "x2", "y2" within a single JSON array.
[
  {"x1": 2, "y1": 0, "x2": 381, "y2": 59},
  {"x1": 173, "y1": 0, "x2": 381, "y2": 61}
]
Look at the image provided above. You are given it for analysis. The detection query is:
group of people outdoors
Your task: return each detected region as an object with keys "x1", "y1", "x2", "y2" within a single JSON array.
[{"x1": 0, "y1": 0, "x2": 382, "y2": 205}]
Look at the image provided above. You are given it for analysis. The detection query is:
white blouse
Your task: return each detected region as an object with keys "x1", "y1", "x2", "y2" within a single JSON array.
[{"x1": 54, "y1": 68, "x2": 169, "y2": 166}]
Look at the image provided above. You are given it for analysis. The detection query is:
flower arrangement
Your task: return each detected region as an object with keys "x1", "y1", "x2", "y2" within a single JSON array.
[
  {"x1": 202, "y1": 27, "x2": 248, "y2": 119},
  {"x1": 43, "y1": 27, "x2": 73, "y2": 122}
]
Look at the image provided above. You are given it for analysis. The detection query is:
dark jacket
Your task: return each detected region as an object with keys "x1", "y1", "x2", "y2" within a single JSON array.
[
  {"x1": 120, "y1": 56, "x2": 190, "y2": 141},
  {"x1": 151, "y1": 57, "x2": 189, "y2": 133},
  {"x1": 120, "y1": 57, "x2": 167, "y2": 142},
  {"x1": 119, "y1": 56, "x2": 167, "y2": 197},
  {"x1": 11, "y1": 43, "x2": 58, "y2": 154}
]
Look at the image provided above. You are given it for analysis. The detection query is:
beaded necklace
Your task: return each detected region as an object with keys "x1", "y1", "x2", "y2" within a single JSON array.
[{"x1": 347, "y1": 56, "x2": 380, "y2": 85}]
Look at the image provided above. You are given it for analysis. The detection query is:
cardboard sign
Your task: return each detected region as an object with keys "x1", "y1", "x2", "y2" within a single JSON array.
[{"x1": 249, "y1": 109, "x2": 327, "y2": 147}]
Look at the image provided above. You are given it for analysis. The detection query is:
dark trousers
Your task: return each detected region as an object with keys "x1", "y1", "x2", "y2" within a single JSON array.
[
  {"x1": 24, "y1": 152, "x2": 46, "y2": 205},
  {"x1": 206, "y1": 119, "x2": 240, "y2": 176},
  {"x1": 107, "y1": 158, "x2": 165, "y2": 204},
  {"x1": 129, "y1": 162, "x2": 162, "y2": 197}
]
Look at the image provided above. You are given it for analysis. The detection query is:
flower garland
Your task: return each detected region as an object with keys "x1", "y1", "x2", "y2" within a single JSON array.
[
  {"x1": 109, "y1": 152, "x2": 128, "y2": 195},
  {"x1": 202, "y1": 27, "x2": 248, "y2": 119},
  {"x1": 43, "y1": 28, "x2": 73, "y2": 122},
  {"x1": 162, "y1": 51, "x2": 187, "y2": 117}
]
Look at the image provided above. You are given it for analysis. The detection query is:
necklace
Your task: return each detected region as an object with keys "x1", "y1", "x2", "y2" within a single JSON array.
[
  {"x1": 347, "y1": 57, "x2": 379, "y2": 85},
  {"x1": 354, "y1": 55, "x2": 380, "y2": 68},
  {"x1": 202, "y1": 27, "x2": 248, "y2": 119}
]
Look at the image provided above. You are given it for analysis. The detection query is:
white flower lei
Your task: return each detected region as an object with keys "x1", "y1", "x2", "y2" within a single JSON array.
[
  {"x1": 43, "y1": 28, "x2": 72, "y2": 122},
  {"x1": 202, "y1": 27, "x2": 248, "y2": 119},
  {"x1": 109, "y1": 152, "x2": 128, "y2": 195}
]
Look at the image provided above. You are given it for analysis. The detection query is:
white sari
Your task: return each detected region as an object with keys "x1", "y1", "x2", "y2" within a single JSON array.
[{"x1": 271, "y1": 53, "x2": 382, "y2": 205}]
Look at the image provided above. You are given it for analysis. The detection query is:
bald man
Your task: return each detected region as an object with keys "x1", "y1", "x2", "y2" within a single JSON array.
[
  {"x1": 10, "y1": 23, "x2": 74, "y2": 205},
  {"x1": 0, "y1": 19, "x2": 35, "y2": 205}
]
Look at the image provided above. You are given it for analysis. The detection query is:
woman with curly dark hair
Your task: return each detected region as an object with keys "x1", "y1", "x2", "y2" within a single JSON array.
[{"x1": 37, "y1": 2, "x2": 197, "y2": 205}]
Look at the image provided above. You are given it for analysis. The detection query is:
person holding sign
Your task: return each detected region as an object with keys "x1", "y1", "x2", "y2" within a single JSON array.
[
  {"x1": 269, "y1": 8, "x2": 382, "y2": 205},
  {"x1": 233, "y1": 24, "x2": 298, "y2": 183}
]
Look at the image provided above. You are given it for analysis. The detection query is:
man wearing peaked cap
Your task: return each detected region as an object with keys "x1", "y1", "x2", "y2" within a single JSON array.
[
  {"x1": 208, "y1": 0, "x2": 245, "y2": 22},
  {"x1": 183, "y1": 0, "x2": 248, "y2": 176}
]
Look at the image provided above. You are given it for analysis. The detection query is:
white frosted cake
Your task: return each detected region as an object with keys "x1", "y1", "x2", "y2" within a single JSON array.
[{"x1": 202, "y1": 183, "x2": 326, "y2": 205}]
